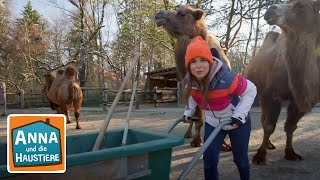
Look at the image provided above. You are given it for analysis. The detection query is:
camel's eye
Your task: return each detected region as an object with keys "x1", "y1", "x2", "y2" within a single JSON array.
[{"x1": 177, "y1": 11, "x2": 186, "y2": 17}]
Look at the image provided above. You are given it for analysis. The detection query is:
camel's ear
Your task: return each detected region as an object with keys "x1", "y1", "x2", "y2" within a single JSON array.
[{"x1": 193, "y1": 9, "x2": 204, "y2": 21}]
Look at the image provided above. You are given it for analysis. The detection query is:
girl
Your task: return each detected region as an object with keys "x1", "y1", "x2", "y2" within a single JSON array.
[{"x1": 183, "y1": 36, "x2": 257, "y2": 180}]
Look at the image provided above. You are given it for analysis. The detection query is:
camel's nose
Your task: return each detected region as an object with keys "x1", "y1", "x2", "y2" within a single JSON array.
[
  {"x1": 264, "y1": 5, "x2": 278, "y2": 21},
  {"x1": 155, "y1": 11, "x2": 164, "y2": 20},
  {"x1": 268, "y1": 5, "x2": 278, "y2": 11},
  {"x1": 155, "y1": 11, "x2": 168, "y2": 27}
]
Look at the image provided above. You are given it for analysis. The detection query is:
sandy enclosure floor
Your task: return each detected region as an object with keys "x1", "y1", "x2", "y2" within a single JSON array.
[{"x1": 0, "y1": 104, "x2": 320, "y2": 180}]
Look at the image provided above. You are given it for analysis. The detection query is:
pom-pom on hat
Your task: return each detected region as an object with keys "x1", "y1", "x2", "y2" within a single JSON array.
[{"x1": 185, "y1": 36, "x2": 214, "y2": 68}]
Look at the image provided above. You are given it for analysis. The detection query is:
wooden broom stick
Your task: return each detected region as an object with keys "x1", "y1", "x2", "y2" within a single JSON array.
[
  {"x1": 122, "y1": 81, "x2": 138, "y2": 146},
  {"x1": 92, "y1": 54, "x2": 140, "y2": 151}
]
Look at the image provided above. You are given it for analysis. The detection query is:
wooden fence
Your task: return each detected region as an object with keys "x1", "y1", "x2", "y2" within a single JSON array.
[{"x1": 4, "y1": 86, "x2": 178, "y2": 109}]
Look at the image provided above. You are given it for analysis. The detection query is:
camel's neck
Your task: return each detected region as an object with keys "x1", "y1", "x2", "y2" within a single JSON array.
[
  {"x1": 195, "y1": 30, "x2": 207, "y2": 39},
  {"x1": 193, "y1": 22, "x2": 208, "y2": 40},
  {"x1": 174, "y1": 36, "x2": 190, "y2": 80},
  {"x1": 284, "y1": 30, "x2": 320, "y2": 111},
  {"x1": 286, "y1": 31, "x2": 319, "y2": 67},
  {"x1": 45, "y1": 75, "x2": 56, "y2": 93}
]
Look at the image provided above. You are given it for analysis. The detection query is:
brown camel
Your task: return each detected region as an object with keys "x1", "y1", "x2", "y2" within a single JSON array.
[
  {"x1": 44, "y1": 66, "x2": 83, "y2": 129},
  {"x1": 155, "y1": 5, "x2": 232, "y2": 151},
  {"x1": 245, "y1": 0, "x2": 320, "y2": 165}
]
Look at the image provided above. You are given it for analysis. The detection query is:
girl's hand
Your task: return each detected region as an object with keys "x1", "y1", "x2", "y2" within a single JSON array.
[
  {"x1": 184, "y1": 116, "x2": 192, "y2": 123},
  {"x1": 223, "y1": 123, "x2": 239, "y2": 130},
  {"x1": 230, "y1": 117, "x2": 243, "y2": 128},
  {"x1": 231, "y1": 123, "x2": 239, "y2": 129}
]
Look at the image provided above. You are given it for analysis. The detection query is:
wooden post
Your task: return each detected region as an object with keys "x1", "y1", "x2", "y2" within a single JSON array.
[
  {"x1": 0, "y1": 83, "x2": 7, "y2": 116},
  {"x1": 146, "y1": 77, "x2": 150, "y2": 90},
  {"x1": 134, "y1": 89, "x2": 140, "y2": 109},
  {"x1": 20, "y1": 89, "x2": 25, "y2": 109},
  {"x1": 92, "y1": 54, "x2": 140, "y2": 151},
  {"x1": 124, "y1": 91, "x2": 128, "y2": 104},
  {"x1": 177, "y1": 81, "x2": 180, "y2": 107},
  {"x1": 153, "y1": 87, "x2": 158, "y2": 107},
  {"x1": 103, "y1": 90, "x2": 108, "y2": 111}
]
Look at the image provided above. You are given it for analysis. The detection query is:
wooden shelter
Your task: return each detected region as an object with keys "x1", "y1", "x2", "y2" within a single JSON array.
[{"x1": 144, "y1": 67, "x2": 178, "y2": 91}]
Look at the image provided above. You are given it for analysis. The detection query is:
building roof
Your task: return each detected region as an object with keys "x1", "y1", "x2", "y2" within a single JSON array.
[{"x1": 144, "y1": 67, "x2": 177, "y2": 79}]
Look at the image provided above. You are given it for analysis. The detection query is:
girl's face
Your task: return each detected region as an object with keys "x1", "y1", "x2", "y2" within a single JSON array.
[{"x1": 189, "y1": 57, "x2": 210, "y2": 81}]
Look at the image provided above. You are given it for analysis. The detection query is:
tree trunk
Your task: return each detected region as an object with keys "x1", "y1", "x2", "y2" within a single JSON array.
[
  {"x1": 90, "y1": 0, "x2": 102, "y2": 87},
  {"x1": 244, "y1": 18, "x2": 254, "y2": 66},
  {"x1": 135, "y1": 0, "x2": 142, "y2": 109},
  {"x1": 162, "y1": 0, "x2": 175, "y2": 49},
  {"x1": 252, "y1": 0, "x2": 262, "y2": 57},
  {"x1": 225, "y1": 0, "x2": 236, "y2": 49},
  {"x1": 79, "y1": 0, "x2": 86, "y2": 87}
]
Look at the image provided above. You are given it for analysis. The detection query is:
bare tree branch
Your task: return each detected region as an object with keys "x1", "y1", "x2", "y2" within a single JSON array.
[
  {"x1": 88, "y1": 50, "x2": 121, "y2": 72},
  {"x1": 67, "y1": 0, "x2": 79, "y2": 8},
  {"x1": 229, "y1": 17, "x2": 243, "y2": 48}
]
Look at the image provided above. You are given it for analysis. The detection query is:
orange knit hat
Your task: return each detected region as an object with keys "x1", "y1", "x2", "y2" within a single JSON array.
[{"x1": 185, "y1": 36, "x2": 214, "y2": 68}]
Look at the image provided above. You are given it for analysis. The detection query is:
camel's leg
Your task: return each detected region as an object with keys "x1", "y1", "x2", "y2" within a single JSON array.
[
  {"x1": 266, "y1": 139, "x2": 276, "y2": 150},
  {"x1": 284, "y1": 102, "x2": 305, "y2": 161},
  {"x1": 190, "y1": 107, "x2": 204, "y2": 147},
  {"x1": 74, "y1": 103, "x2": 81, "y2": 129},
  {"x1": 65, "y1": 109, "x2": 72, "y2": 124},
  {"x1": 49, "y1": 102, "x2": 59, "y2": 110},
  {"x1": 57, "y1": 107, "x2": 67, "y2": 120},
  {"x1": 252, "y1": 94, "x2": 282, "y2": 165},
  {"x1": 184, "y1": 123, "x2": 193, "y2": 138},
  {"x1": 56, "y1": 107, "x2": 60, "y2": 114}
]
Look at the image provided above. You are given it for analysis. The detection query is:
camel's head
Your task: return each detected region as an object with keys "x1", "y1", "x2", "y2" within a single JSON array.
[
  {"x1": 44, "y1": 72, "x2": 55, "y2": 85},
  {"x1": 154, "y1": 5, "x2": 205, "y2": 38},
  {"x1": 64, "y1": 66, "x2": 76, "y2": 81},
  {"x1": 43, "y1": 72, "x2": 55, "y2": 94},
  {"x1": 264, "y1": 0, "x2": 320, "y2": 33},
  {"x1": 54, "y1": 66, "x2": 76, "y2": 81}
]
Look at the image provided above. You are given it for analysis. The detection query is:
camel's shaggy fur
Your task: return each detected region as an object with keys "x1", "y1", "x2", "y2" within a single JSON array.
[
  {"x1": 245, "y1": 0, "x2": 320, "y2": 165},
  {"x1": 44, "y1": 66, "x2": 83, "y2": 129}
]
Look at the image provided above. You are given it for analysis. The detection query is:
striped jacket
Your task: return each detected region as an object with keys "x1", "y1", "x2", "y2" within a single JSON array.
[{"x1": 183, "y1": 58, "x2": 257, "y2": 128}]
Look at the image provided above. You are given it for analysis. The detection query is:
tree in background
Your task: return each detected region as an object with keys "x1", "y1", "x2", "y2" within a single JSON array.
[
  {"x1": 108, "y1": 0, "x2": 175, "y2": 89},
  {"x1": 0, "y1": 0, "x2": 20, "y2": 92},
  {"x1": 0, "y1": 1, "x2": 50, "y2": 92},
  {"x1": 0, "y1": 0, "x2": 284, "y2": 93}
]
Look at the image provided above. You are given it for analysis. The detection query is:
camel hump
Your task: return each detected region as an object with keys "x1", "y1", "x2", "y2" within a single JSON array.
[
  {"x1": 265, "y1": 31, "x2": 280, "y2": 42},
  {"x1": 65, "y1": 66, "x2": 76, "y2": 81},
  {"x1": 260, "y1": 31, "x2": 280, "y2": 50}
]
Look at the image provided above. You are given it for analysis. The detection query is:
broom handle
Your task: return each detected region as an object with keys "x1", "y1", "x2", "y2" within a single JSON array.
[
  {"x1": 92, "y1": 54, "x2": 140, "y2": 151},
  {"x1": 178, "y1": 120, "x2": 232, "y2": 180},
  {"x1": 122, "y1": 81, "x2": 138, "y2": 146}
]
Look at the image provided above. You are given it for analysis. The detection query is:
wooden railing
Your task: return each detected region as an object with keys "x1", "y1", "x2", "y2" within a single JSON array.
[{"x1": 4, "y1": 87, "x2": 178, "y2": 109}]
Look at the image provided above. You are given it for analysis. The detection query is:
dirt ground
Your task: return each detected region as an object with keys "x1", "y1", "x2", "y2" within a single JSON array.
[{"x1": 0, "y1": 104, "x2": 320, "y2": 180}]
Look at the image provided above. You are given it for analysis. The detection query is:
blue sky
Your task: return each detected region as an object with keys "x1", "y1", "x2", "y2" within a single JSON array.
[
  {"x1": 9, "y1": 0, "x2": 118, "y2": 40},
  {"x1": 10, "y1": 0, "x2": 68, "y2": 21}
]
